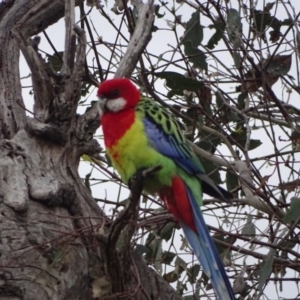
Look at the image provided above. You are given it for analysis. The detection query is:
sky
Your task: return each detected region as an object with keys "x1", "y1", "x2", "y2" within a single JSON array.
[{"x1": 19, "y1": 0, "x2": 300, "y2": 299}]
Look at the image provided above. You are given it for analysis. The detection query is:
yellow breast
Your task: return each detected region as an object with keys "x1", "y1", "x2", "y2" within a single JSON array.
[{"x1": 107, "y1": 115, "x2": 176, "y2": 192}]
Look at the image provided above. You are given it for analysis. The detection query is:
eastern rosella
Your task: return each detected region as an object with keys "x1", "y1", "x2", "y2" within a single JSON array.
[{"x1": 97, "y1": 78, "x2": 235, "y2": 300}]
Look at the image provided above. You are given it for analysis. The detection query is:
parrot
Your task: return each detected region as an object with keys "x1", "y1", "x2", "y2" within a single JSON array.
[{"x1": 97, "y1": 78, "x2": 235, "y2": 300}]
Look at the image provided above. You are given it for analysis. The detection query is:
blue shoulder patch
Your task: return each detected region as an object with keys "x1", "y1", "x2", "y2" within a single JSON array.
[{"x1": 143, "y1": 116, "x2": 204, "y2": 175}]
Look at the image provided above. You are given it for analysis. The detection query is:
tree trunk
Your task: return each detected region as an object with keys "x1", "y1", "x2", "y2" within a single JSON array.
[{"x1": 0, "y1": 1, "x2": 181, "y2": 299}]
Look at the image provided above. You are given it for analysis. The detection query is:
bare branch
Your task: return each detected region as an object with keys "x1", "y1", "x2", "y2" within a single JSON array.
[
  {"x1": 62, "y1": 0, "x2": 76, "y2": 76},
  {"x1": 11, "y1": 29, "x2": 54, "y2": 119},
  {"x1": 115, "y1": 0, "x2": 155, "y2": 78},
  {"x1": 25, "y1": 117, "x2": 67, "y2": 145}
]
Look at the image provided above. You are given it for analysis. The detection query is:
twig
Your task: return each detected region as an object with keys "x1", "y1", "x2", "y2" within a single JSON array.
[{"x1": 80, "y1": 3, "x2": 103, "y2": 81}]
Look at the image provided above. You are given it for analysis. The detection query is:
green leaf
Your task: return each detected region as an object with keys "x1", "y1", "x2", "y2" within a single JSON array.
[
  {"x1": 183, "y1": 41, "x2": 208, "y2": 71},
  {"x1": 215, "y1": 92, "x2": 224, "y2": 109},
  {"x1": 185, "y1": 107, "x2": 201, "y2": 128},
  {"x1": 159, "y1": 222, "x2": 176, "y2": 242},
  {"x1": 228, "y1": 111, "x2": 240, "y2": 122},
  {"x1": 206, "y1": 22, "x2": 225, "y2": 50},
  {"x1": 279, "y1": 239, "x2": 296, "y2": 284},
  {"x1": 145, "y1": 232, "x2": 162, "y2": 263},
  {"x1": 105, "y1": 152, "x2": 112, "y2": 167},
  {"x1": 154, "y1": 242, "x2": 163, "y2": 274},
  {"x1": 117, "y1": 198, "x2": 129, "y2": 207},
  {"x1": 280, "y1": 239, "x2": 296, "y2": 260},
  {"x1": 291, "y1": 127, "x2": 300, "y2": 144},
  {"x1": 135, "y1": 244, "x2": 150, "y2": 256},
  {"x1": 81, "y1": 154, "x2": 92, "y2": 162},
  {"x1": 175, "y1": 256, "x2": 186, "y2": 273},
  {"x1": 81, "y1": 81, "x2": 92, "y2": 97},
  {"x1": 227, "y1": 9, "x2": 242, "y2": 49},
  {"x1": 296, "y1": 32, "x2": 300, "y2": 57},
  {"x1": 213, "y1": 234, "x2": 232, "y2": 264},
  {"x1": 187, "y1": 264, "x2": 200, "y2": 284},
  {"x1": 154, "y1": 4, "x2": 165, "y2": 18},
  {"x1": 145, "y1": 232, "x2": 163, "y2": 273},
  {"x1": 232, "y1": 52, "x2": 242, "y2": 69},
  {"x1": 281, "y1": 18, "x2": 293, "y2": 26},
  {"x1": 201, "y1": 267, "x2": 209, "y2": 284},
  {"x1": 197, "y1": 131, "x2": 221, "y2": 153},
  {"x1": 226, "y1": 171, "x2": 239, "y2": 192},
  {"x1": 161, "y1": 251, "x2": 176, "y2": 265},
  {"x1": 155, "y1": 72, "x2": 203, "y2": 96},
  {"x1": 198, "y1": 157, "x2": 222, "y2": 185},
  {"x1": 242, "y1": 215, "x2": 256, "y2": 236},
  {"x1": 237, "y1": 92, "x2": 248, "y2": 110},
  {"x1": 81, "y1": 154, "x2": 104, "y2": 166},
  {"x1": 263, "y1": 1, "x2": 275, "y2": 12},
  {"x1": 257, "y1": 248, "x2": 276, "y2": 292},
  {"x1": 182, "y1": 10, "x2": 203, "y2": 47},
  {"x1": 266, "y1": 54, "x2": 292, "y2": 76},
  {"x1": 163, "y1": 269, "x2": 179, "y2": 283},
  {"x1": 249, "y1": 139, "x2": 262, "y2": 150},
  {"x1": 176, "y1": 280, "x2": 187, "y2": 295},
  {"x1": 230, "y1": 129, "x2": 262, "y2": 151},
  {"x1": 183, "y1": 296, "x2": 196, "y2": 300},
  {"x1": 253, "y1": 10, "x2": 281, "y2": 33},
  {"x1": 151, "y1": 25, "x2": 159, "y2": 32},
  {"x1": 47, "y1": 51, "x2": 64, "y2": 72},
  {"x1": 251, "y1": 9, "x2": 281, "y2": 42},
  {"x1": 164, "y1": 256, "x2": 186, "y2": 283},
  {"x1": 181, "y1": 10, "x2": 207, "y2": 71},
  {"x1": 284, "y1": 197, "x2": 300, "y2": 223},
  {"x1": 84, "y1": 172, "x2": 91, "y2": 193}
]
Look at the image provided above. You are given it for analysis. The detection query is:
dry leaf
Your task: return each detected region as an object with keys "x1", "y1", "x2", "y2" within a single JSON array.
[
  {"x1": 279, "y1": 179, "x2": 300, "y2": 192},
  {"x1": 198, "y1": 85, "x2": 212, "y2": 107}
]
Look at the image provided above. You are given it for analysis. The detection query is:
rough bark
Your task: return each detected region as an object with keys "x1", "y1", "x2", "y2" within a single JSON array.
[{"x1": 0, "y1": 0, "x2": 181, "y2": 299}]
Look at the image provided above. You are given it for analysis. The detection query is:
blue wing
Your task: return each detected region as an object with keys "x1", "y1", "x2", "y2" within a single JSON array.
[
  {"x1": 143, "y1": 116, "x2": 203, "y2": 175},
  {"x1": 142, "y1": 115, "x2": 233, "y2": 201}
]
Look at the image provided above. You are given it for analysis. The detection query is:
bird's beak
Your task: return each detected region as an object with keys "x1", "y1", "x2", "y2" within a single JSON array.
[{"x1": 97, "y1": 96, "x2": 107, "y2": 115}]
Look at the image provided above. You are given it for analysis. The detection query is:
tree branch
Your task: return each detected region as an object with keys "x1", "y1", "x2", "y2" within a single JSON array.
[
  {"x1": 105, "y1": 165, "x2": 162, "y2": 294},
  {"x1": 62, "y1": 0, "x2": 76, "y2": 76},
  {"x1": 114, "y1": 0, "x2": 155, "y2": 78}
]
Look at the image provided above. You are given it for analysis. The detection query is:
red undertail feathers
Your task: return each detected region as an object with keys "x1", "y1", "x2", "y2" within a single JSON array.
[{"x1": 159, "y1": 176, "x2": 196, "y2": 232}]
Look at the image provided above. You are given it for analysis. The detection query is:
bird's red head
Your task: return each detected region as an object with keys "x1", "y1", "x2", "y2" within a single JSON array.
[{"x1": 97, "y1": 78, "x2": 140, "y2": 113}]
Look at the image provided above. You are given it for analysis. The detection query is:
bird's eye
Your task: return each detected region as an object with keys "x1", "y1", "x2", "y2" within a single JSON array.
[{"x1": 110, "y1": 89, "x2": 119, "y2": 98}]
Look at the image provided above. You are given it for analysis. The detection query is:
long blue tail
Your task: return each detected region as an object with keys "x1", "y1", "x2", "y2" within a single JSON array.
[{"x1": 181, "y1": 187, "x2": 235, "y2": 300}]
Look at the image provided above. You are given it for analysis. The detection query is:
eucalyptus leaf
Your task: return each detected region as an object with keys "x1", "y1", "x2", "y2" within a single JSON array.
[
  {"x1": 182, "y1": 10, "x2": 203, "y2": 47},
  {"x1": 154, "y1": 4, "x2": 165, "y2": 18},
  {"x1": 284, "y1": 197, "x2": 300, "y2": 223},
  {"x1": 227, "y1": 9, "x2": 242, "y2": 49},
  {"x1": 198, "y1": 157, "x2": 222, "y2": 184},
  {"x1": 159, "y1": 222, "x2": 176, "y2": 242},
  {"x1": 187, "y1": 264, "x2": 200, "y2": 284},
  {"x1": 47, "y1": 51, "x2": 64, "y2": 72},
  {"x1": 257, "y1": 248, "x2": 276, "y2": 292},
  {"x1": 161, "y1": 251, "x2": 176, "y2": 265},
  {"x1": 226, "y1": 171, "x2": 239, "y2": 192},
  {"x1": 207, "y1": 22, "x2": 225, "y2": 50},
  {"x1": 266, "y1": 54, "x2": 292, "y2": 76},
  {"x1": 155, "y1": 72, "x2": 203, "y2": 96},
  {"x1": 184, "y1": 41, "x2": 208, "y2": 71},
  {"x1": 163, "y1": 269, "x2": 179, "y2": 283},
  {"x1": 242, "y1": 215, "x2": 256, "y2": 236}
]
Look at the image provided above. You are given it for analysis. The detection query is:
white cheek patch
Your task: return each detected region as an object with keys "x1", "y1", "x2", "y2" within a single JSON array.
[{"x1": 106, "y1": 97, "x2": 127, "y2": 112}]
